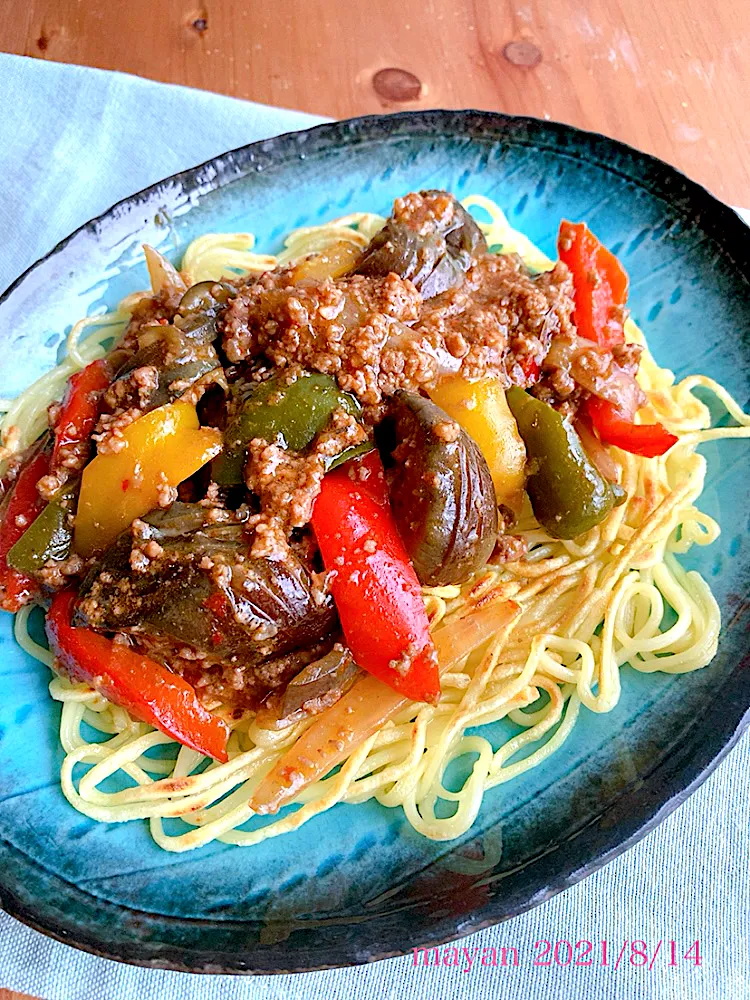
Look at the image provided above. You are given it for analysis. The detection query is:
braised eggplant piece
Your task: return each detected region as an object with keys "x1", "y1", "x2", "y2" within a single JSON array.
[
  {"x1": 111, "y1": 325, "x2": 223, "y2": 412},
  {"x1": 254, "y1": 645, "x2": 361, "y2": 730},
  {"x1": 386, "y1": 392, "x2": 498, "y2": 586},
  {"x1": 175, "y1": 279, "x2": 236, "y2": 343},
  {"x1": 355, "y1": 190, "x2": 487, "y2": 299},
  {"x1": 178, "y1": 279, "x2": 235, "y2": 316},
  {"x1": 75, "y1": 504, "x2": 337, "y2": 677},
  {"x1": 109, "y1": 280, "x2": 234, "y2": 413},
  {"x1": 135, "y1": 631, "x2": 334, "y2": 708}
]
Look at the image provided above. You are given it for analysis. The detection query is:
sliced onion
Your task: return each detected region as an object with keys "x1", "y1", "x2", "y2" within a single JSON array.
[
  {"x1": 543, "y1": 333, "x2": 588, "y2": 369},
  {"x1": 250, "y1": 598, "x2": 522, "y2": 814},
  {"x1": 385, "y1": 323, "x2": 463, "y2": 378},
  {"x1": 574, "y1": 417, "x2": 619, "y2": 482},
  {"x1": 544, "y1": 334, "x2": 645, "y2": 420},
  {"x1": 571, "y1": 357, "x2": 644, "y2": 419},
  {"x1": 415, "y1": 337, "x2": 463, "y2": 377},
  {"x1": 143, "y1": 244, "x2": 188, "y2": 300}
]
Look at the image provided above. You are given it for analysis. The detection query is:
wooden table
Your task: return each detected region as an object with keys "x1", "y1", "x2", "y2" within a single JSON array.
[
  {"x1": 2, "y1": 0, "x2": 750, "y2": 205},
  {"x1": 0, "y1": 2, "x2": 748, "y2": 997}
]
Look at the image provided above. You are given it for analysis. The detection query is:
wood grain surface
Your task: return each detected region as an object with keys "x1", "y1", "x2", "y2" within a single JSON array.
[
  {"x1": 1, "y1": 0, "x2": 749, "y2": 205},
  {"x1": 0, "y1": 2, "x2": 748, "y2": 998}
]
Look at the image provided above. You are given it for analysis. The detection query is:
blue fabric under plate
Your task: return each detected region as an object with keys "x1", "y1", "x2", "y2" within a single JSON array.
[{"x1": 0, "y1": 51, "x2": 748, "y2": 1000}]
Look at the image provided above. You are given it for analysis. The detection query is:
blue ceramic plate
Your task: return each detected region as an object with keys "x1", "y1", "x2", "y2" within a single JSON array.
[{"x1": 1, "y1": 111, "x2": 749, "y2": 974}]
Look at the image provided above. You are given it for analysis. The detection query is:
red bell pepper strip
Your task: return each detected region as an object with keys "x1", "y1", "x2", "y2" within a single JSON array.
[
  {"x1": 560, "y1": 220, "x2": 676, "y2": 457},
  {"x1": 558, "y1": 220, "x2": 628, "y2": 349},
  {"x1": 46, "y1": 590, "x2": 230, "y2": 762},
  {"x1": 0, "y1": 449, "x2": 49, "y2": 611},
  {"x1": 519, "y1": 356, "x2": 540, "y2": 383},
  {"x1": 311, "y1": 450, "x2": 440, "y2": 705},
  {"x1": 583, "y1": 397, "x2": 678, "y2": 458},
  {"x1": 51, "y1": 359, "x2": 110, "y2": 472}
]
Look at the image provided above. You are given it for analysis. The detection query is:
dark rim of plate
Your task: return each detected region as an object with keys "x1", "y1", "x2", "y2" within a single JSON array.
[{"x1": 1, "y1": 109, "x2": 749, "y2": 975}]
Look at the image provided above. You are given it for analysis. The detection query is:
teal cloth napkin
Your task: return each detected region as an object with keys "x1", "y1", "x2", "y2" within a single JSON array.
[{"x1": 0, "y1": 51, "x2": 748, "y2": 1000}]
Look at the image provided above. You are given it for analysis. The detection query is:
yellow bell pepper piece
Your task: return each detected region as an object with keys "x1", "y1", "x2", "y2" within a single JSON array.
[
  {"x1": 428, "y1": 376, "x2": 527, "y2": 513},
  {"x1": 74, "y1": 400, "x2": 222, "y2": 557}
]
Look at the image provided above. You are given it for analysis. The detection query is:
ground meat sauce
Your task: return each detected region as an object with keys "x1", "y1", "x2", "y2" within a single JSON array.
[
  {"x1": 4, "y1": 189, "x2": 646, "y2": 714},
  {"x1": 533, "y1": 333, "x2": 645, "y2": 416},
  {"x1": 244, "y1": 407, "x2": 368, "y2": 561},
  {"x1": 222, "y1": 196, "x2": 578, "y2": 405},
  {"x1": 103, "y1": 365, "x2": 159, "y2": 413},
  {"x1": 414, "y1": 254, "x2": 576, "y2": 388},
  {"x1": 92, "y1": 314, "x2": 224, "y2": 455},
  {"x1": 223, "y1": 270, "x2": 424, "y2": 405},
  {"x1": 117, "y1": 293, "x2": 178, "y2": 354},
  {"x1": 137, "y1": 633, "x2": 335, "y2": 711}
]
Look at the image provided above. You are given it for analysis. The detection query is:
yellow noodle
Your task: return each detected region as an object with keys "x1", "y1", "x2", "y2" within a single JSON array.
[{"x1": 2, "y1": 199, "x2": 748, "y2": 851}]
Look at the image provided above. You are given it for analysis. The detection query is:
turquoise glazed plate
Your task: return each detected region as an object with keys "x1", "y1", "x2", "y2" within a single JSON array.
[{"x1": 1, "y1": 111, "x2": 749, "y2": 973}]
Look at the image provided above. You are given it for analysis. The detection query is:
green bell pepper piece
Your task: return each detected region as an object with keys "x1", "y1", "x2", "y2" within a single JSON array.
[
  {"x1": 7, "y1": 488, "x2": 75, "y2": 574},
  {"x1": 506, "y1": 386, "x2": 624, "y2": 540},
  {"x1": 213, "y1": 372, "x2": 367, "y2": 485}
]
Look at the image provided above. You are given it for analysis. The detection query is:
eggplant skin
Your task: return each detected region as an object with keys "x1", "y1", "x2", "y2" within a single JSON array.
[
  {"x1": 355, "y1": 190, "x2": 487, "y2": 299},
  {"x1": 74, "y1": 504, "x2": 336, "y2": 673},
  {"x1": 387, "y1": 392, "x2": 498, "y2": 586}
]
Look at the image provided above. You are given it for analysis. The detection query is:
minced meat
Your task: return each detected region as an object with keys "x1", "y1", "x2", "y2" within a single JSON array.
[
  {"x1": 221, "y1": 249, "x2": 577, "y2": 405},
  {"x1": 244, "y1": 407, "x2": 369, "y2": 560}
]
